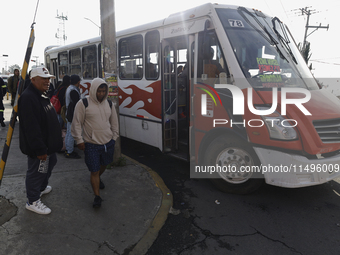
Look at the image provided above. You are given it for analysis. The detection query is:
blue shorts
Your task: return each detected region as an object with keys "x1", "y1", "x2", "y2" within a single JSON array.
[{"x1": 84, "y1": 139, "x2": 115, "y2": 172}]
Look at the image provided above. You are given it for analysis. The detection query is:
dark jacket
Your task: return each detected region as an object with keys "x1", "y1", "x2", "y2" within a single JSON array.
[
  {"x1": 7, "y1": 74, "x2": 19, "y2": 94},
  {"x1": 18, "y1": 83, "x2": 63, "y2": 157},
  {"x1": 55, "y1": 84, "x2": 68, "y2": 107},
  {"x1": 66, "y1": 88, "x2": 80, "y2": 122}
]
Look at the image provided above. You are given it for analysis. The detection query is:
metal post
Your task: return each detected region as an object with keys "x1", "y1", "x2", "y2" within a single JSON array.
[
  {"x1": 0, "y1": 25, "x2": 35, "y2": 186},
  {"x1": 302, "y1": 8, "x2": 310, "y2": 51},
  {"x1": 300, "y1": 7, "x2": 329, "y2": 51},
  {"x1": 100, "y1": 0, "x2": 121, "y2": 161}
]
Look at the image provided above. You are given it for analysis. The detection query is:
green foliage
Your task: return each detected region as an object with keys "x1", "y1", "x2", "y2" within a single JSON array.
[
  {"x1": 298, "y1": 42, "x2": 312, "y2": 70},
  {"x1": 8, "y1": 64, "x2": 21, "y2": 74}
]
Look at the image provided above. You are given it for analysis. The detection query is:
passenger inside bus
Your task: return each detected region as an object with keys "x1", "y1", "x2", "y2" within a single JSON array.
[
  {"x1": 147, "y1": 63, "x2": 158, "y2": 79},
  {"x1": 242, "y1": 62, "x2": 251, "y2": 78},
  {"x1": 83, "y1": 71, "x2": 91, "y2": 79},
  {"x1": 203, "y1": 47, "x2": 224, "y2": 79}
]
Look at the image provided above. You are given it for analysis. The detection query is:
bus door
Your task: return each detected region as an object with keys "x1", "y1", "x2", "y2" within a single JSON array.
[
  {"x1": 51, "y1": 59, "x2": 58, "y2": 86},
  {"x1": 45, "y1": 54, "x2": 58, "y2": 86},
  {"x1": 162, "y1": 36, "x2": 191, "y2": 160}
]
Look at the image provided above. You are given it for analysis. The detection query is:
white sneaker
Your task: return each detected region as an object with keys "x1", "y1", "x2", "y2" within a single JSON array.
[
  {"x1": 25, "y1": 199, "x2": 51, "y2": 215},
  {"x1": 40, "y1": 185, "x2": 52, "y2": 196}
]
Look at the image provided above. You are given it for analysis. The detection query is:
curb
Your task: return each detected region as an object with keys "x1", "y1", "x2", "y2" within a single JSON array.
[{"x1": 123, "y1": 155, "x2": 173, "y2": 255}]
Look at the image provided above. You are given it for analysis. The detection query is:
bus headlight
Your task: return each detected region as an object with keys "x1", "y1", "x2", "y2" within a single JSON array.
[{"x1": 257, "y1": 107, "x2": 298, "y2": 140}]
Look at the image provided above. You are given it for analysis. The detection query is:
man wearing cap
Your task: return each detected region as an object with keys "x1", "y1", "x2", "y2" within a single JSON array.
[
  {"x1": 18, "y1": 66, "x2": 63, "y2": 215},
  {"x1": 64, "y1": 74, "x2": 81, "y2": 159}
]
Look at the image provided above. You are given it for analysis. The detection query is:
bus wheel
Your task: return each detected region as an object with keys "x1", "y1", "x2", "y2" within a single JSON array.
[{"x1": 203, "y1": 136, "x2": 264, "y2": 194}]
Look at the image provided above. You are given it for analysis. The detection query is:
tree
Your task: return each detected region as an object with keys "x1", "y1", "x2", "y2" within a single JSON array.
[
  {"x1": 8, "y1": 64, "x2": 21, "y2": 74},
  {"x1": 298, "y1": 42, "x2": 312, "y2": 70}
]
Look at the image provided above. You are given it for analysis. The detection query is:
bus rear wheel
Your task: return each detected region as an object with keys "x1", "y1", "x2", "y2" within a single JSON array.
[{"x1": 203, "y1": 136, "x2": 264, "y2": 194}]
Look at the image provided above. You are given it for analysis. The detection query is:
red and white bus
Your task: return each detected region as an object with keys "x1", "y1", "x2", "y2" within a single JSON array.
[{"x1": 45, "y1": 3, "x2": 340, "y2": 193}]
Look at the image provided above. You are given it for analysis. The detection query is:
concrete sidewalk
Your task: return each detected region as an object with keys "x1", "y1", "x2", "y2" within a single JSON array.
[{"x1": 0, "y1": 97, "x2": 172, "y2": 255}]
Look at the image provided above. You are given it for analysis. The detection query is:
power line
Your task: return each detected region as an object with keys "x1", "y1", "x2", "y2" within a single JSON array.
[
  {"x1": 298, "y1": 7, "x2": 329, "y2": 50},
  {"x1": 311, "y1": 57, "x2": 340, "y2": 61},
  {"x1": 310, "y1": 60, "x2": 340, "y2": 66},
  {"x1": 278, "y1": 0, "x2": 289, "y2": 20}
]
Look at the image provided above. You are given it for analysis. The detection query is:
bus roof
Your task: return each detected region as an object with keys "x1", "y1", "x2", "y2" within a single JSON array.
[{"x1": 45, "y1": 3, "x2": 264, "y2": 55}]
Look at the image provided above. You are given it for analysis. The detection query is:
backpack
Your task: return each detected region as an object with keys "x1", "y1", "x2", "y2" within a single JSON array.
[
  {"x1": 82, "y1": 98, "x2": 112, "y2": 109},
  {"x1": 50, "y1": 88, "x2": 61, "y2": 113}
]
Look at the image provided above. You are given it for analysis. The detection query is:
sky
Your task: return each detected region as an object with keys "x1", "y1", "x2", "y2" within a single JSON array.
[{"x1": 1, "y1": 0, "x2": 339, "y2": 82}]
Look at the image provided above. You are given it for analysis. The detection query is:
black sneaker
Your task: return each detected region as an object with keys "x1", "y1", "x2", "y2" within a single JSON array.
[
  {"x1": 93, "y1": 196, "x2": 102, "y2": 208},
  {"x1": 100, "y1": 179, "x2": 105, "y2": 189},
  {"x1": 1, "y1": 122, "x2": 5, "y2": 127},
  {"x1": 64, "y1": 151, "x2": 81, "y2": 159}
]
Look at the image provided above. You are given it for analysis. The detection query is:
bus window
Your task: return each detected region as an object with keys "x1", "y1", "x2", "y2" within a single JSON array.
[
  {"x1": 177, "y1": 48, "x2": 187, "y2": 75},
  {"x1": 145, "y1": 31, "x2": 160, "y2": 80},
  {"x1": 58, "y1": 51, "x2": 68, "y2": 79},
  {"x1": 198, "y1": 31, "x2": 229, "y2": 86},
  {"x1": 45, "y1": 55, "x2": 51, "y2": 73},
  {"x1": 119, "y1": 35, "x2": 143, "y2": 80},
  {"x1": 82, "y1": 45, "x2": 97, "y2": 79},
  {"x1": 69, "y1": 48, "x2": 81, "y2": 77}
]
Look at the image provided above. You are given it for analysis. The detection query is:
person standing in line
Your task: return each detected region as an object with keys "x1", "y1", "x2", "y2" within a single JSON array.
[
  {"x1": 55, "y1": 75, "x2": 70, "y2": 128},
  {"x1": 18, "y1": 66, "x2": 62, "y2": 215},
  {"x1": 71, "y1": 78, "x2": 119, "y2": 208},
  {"x1": 7, "y1": 68, "x2": 20, "y2": 106},
  {"x1": 0, "y1": 77, "x2": 6, "y2": 127},
  {"x1": 64, "y1": 74, "x2": 81, "y2": 159}
]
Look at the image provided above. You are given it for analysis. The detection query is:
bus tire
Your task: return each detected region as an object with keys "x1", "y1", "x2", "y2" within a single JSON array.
[{"x1": 203, "y1": 135, "x2": 264, "y2": 194}]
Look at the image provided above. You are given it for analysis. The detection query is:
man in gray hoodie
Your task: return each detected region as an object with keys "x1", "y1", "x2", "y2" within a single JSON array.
[{"x1": 71, "y1": 78, "x2": 119, "y2": 208}]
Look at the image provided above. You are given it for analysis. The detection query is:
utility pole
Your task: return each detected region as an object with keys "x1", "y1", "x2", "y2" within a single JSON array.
[
  {"x1": 84, "y1": 17, "x2": 101, "y2": 35},
  {"x1": 100, "y1": 0, "x2": 121, "y2": 161},
  {"x1": 32, "y1": 56, "x2": 39, "y2": 66},
  {"x1": 55, "y1": 10, "x2": 68, "y2": 45},
  {"x1": 300, "y1": 7, "x2": 329, "y2": 50},
  {"x1": 1, "y1": 55, "x2": 8, "y2": 73}
]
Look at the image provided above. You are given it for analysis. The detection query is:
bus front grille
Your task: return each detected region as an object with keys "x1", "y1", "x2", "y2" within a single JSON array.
[{"x1": 313, "y1": 118, "x2": 340, "y2": 144}]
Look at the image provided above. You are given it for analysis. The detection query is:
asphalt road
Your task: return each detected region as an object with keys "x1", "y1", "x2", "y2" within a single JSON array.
[{"x1": 121, "y1": 137, "x2": 340, "y2": 255}]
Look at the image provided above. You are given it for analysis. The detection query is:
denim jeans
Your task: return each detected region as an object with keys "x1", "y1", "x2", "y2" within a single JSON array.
[
  {"x1": 57, "y1": 114, "x2": 64, "y2": 129},
  {"x1": 65, "y1": 120, "x2": 74, "y2": 154}
]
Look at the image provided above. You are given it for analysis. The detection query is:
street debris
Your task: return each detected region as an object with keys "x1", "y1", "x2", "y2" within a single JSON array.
[{"x1": 169, "y1": 207, "x2": 181, "y2": 215}]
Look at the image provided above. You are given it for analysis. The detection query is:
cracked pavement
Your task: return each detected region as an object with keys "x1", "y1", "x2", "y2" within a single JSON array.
[
  {"x1": 147, "y1": 176, "x2": 340, "y2": 255},
  {"x1": 0, "y1": 98, "x2": 164, "y2": 255},
  {"x1": 121, "y1": 137, "x2": 340, "y2": 255}
]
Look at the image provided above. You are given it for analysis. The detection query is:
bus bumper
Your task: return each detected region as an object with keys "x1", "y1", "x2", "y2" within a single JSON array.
[{"x1": 253, "y1": 147, "x2": 340, "y2": 188}]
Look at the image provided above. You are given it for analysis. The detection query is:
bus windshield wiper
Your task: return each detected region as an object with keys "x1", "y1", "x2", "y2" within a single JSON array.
[
  {"x1": 262, "y1": 26, "x2": 289, "y2": 63},
  {"x1": 272, "y1": 17, "x2": 297, "y2": 64},
  {"x1": 237, "y1": 7, "x2": 289, "y2": 63}
]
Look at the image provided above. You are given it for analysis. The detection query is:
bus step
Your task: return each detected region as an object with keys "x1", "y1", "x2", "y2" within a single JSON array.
[
  {"x1": 178, "y1": 139, "x2": 188, "y2": 146},
  {"x1": 167, "y1": 152, "x2": 189, "y2": 161}
]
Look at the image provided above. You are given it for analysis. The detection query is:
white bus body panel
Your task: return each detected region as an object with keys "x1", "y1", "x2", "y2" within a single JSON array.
[
  {"x1": 254, "y1": 147, "x2": 340, "y2": 188},
  {"x1": 120, "y1": 115, "x2": 163, "y2": 151}
]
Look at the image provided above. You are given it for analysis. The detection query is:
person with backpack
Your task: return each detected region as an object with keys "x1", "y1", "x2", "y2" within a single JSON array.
[
  {"x1": 54, "y1": 75, "x2": 70, "y2": 128},
  {"x1": 64, "y1": 75, "x2": 81, "y2": 159},
  {"x1": 71, "y1": 78, "x2": 119, "y2": 208}
]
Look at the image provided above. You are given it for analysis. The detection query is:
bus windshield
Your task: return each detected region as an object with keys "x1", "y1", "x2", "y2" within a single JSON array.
[{"x1": 216, "y1": 7, "x2": 319, "y2": 90}]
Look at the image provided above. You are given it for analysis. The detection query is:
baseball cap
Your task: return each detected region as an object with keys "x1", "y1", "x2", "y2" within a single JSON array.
[{"x1": 30, "y1": 67, "x2": 56, "y2": 79}]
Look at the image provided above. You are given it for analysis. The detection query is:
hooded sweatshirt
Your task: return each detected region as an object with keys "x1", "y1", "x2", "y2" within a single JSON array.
[{"x1": 71, "y1": 78, "x2": 119, "y2": 145}]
